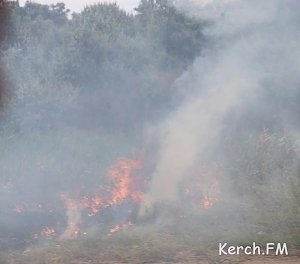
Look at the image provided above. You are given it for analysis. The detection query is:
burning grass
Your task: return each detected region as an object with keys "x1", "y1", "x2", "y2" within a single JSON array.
[
  {"x1": 1, "y1": 152, "x2": 223, "y2": 246},
  {"x1": 1, "y1": 131, "x2": 300, "y2": 263}
]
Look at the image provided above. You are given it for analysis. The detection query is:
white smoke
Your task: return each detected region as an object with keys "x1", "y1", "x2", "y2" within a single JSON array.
[{"x1": 141, "y1": 0, "x2": 300, "y2": 213}]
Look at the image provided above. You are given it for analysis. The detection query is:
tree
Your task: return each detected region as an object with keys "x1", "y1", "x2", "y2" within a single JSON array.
[{"x1": 135, "y1": 0, "x2": 208, "y2": 68}]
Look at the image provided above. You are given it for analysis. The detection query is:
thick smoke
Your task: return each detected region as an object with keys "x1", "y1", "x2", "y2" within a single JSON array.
[{"x1": 142, "y1": 0, "x2": 300, "y2": 212}]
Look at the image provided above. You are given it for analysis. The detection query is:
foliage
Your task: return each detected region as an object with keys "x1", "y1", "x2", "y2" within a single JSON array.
[
  {"x1": 224, "y1": 128, "x2": 300, "y2": 235},
  {"x1": 0, "y1": 0, "x2": 299, "y2": 252},
  {"x1": 1, "y1": 1, "x2": 208, "y2": 135},
  {"x1": 0, "y1": 0, "x2": 209, "y2": 218}
]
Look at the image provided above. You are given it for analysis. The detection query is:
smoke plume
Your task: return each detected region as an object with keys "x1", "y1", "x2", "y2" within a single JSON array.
[{"x1": 142, "y1": 0, "x2": 300, "y2": 212}]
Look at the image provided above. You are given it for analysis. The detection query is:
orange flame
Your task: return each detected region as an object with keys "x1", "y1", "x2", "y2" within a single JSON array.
[
  {"x1": 108, "y1": 221, "x2": 133, "y2": 236},
  {"x1": 80, "y1": 195, "x2": 103, "y2": 216},
  {"x1": 34, "y1": 227, "x2": 57, "y2": 239},
  {"x1": 107, "y1": 158, "x2": 143, "y2": 205},
  {"x1": 201, "y1": 196, "x2": 218, "y2": 209},
  {"x1": 13, "y1": 205, "x2": 24, "y2": 213},
  {"x1": 41, "y1": 227, "x2": 56, "y2": 238},
  {"x1": 109, "y1": 225, "x2": 121, "y2": 234},
  {"x1": 182, "y1": 165, "x2": 221, "y2": 209}
]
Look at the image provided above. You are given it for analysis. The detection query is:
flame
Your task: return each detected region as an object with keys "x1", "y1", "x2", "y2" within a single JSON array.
[
  {"x1": 107, "y1": 158, "x2": 143, "y2": 205},
  {"x1": 200, "y1": 175, "x2": 220, "y2": 208},
  {"x1": 13, "y1": 202, "x2": 29, "y2": 213},
  {"x1": 33, "y1": 227, "x2": 57, "y2": 239},
  {"x1": 80, "y1": 195, "x2": 103, "y2": 216},
  {"x1": 201, "y1": 196, "x2": 218, "y2": 209},
  {"x1": 108, "y1": 221, "x2": 133, "y2": 236},
  {"x1": 13, "y1": 205, "x2": 24, "y2": 213},
  {"x1": 41, "y1": 227, "x2": 56, "y2": 238},
  {"x1": 109, "y1": 225, "x2": 121, "y2": 234},
  {"x1": 57, "y1": 156, "x2": 143, "y2": 239},
  {"x1": 181, "y1": 165, "x2": 221, "y2": 209},
  {"x1": 9, "y1": 151, "x2": 224, "y2": 242},
  {"x1": 199, "y1": 170, "x2": 220, "y2": 209}
]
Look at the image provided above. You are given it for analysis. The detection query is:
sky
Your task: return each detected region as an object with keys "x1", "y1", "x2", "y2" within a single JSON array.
[{"x1": 19, "y1": 0, "x2": 141, "y2": 13}]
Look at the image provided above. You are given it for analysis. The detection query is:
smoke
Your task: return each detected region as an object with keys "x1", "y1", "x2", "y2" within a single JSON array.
[
  {"x1": 60, "y1": 194, "x2": 81, "y2": 240},
  {"x1": 1, "y1": 0, "x2": 300, "y2": 251},
  {"x1": 142, "y1": 0, "x2": 300, "y2": 212}
]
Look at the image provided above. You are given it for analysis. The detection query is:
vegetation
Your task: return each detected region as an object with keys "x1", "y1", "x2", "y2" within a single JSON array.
[
  {"x1": 0, "y1": 0, "x2": 208, "y2": 196},
  {"x1": 0, "y1": 0, "x2": 299, "y2": 262}
]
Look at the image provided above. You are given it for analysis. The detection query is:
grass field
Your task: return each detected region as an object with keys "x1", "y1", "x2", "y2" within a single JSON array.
[{"x1": 0, "y1": 224, "x2": 299, "y2": 264}]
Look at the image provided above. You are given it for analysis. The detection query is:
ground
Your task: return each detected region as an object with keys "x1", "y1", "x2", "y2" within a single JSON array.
[
  {"x1": 1, "y1": 248, "x2": 299, "y2": 263},
  {"x1": 0, "y1": 233, "x2": 299, "y2": 264}
]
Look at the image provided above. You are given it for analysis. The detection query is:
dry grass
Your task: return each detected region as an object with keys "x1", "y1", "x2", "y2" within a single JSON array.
[
  {"x1": 0, "y1": 232, "x2": 201, "y2": 264},
  {"x1": 0, "y1": 227, "x2": 299, "y2": 264}
]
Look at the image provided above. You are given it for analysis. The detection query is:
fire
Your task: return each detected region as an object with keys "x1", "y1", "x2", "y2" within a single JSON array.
[
  {"x1": 9, "y1": 151, "x2": 223, "y2": 242},
  {"x1": 181, "y1": 165, "x2": 221, "y2": 209},
  {"x1": 109, "y1": 225, "x2": 121, "y2": 234},
  {"x1": 57, "y1": 156, "x2": 143, "y2": 239},
  {"x1": 33, "y1": 227, "x2": 57, "y2": 239},
  {"x1": 108, "y1": 221, "x2": 133, "y2": 236},
  {"x1": 199, "y1": 169, "x2": 220, "y2": 209},
  {"x1": 13, "y1": 202, "x2": 29, "y2": 213},
  {"x1": 41, "y1": 227, "x2": 56, "y2": 238},
  {"x1": 13, "y1": 205, "x2": 24, "y2": 213},
  {"x1": 201, "y1": 196, "x2": 218, "y2": 209},
  {"x1": 80, "y1": 195, "x2": 103, "y2": 216},
  {"x1": 107, "y1": 158, "x2": 143, "y2": 205},
  {"x1": 31, "y1": 158, "x2": 220, "y2": 238}
]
